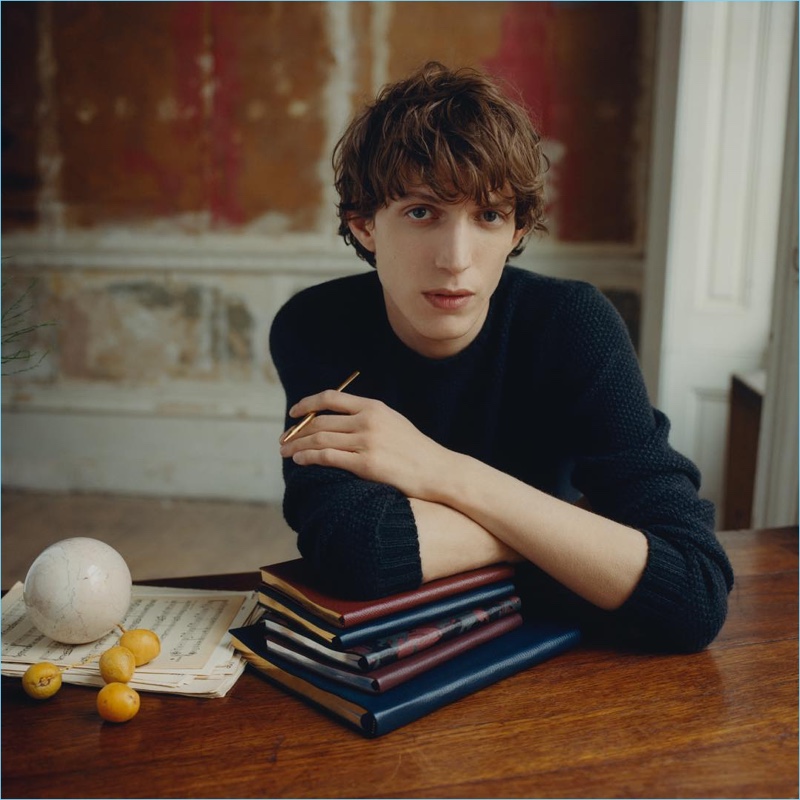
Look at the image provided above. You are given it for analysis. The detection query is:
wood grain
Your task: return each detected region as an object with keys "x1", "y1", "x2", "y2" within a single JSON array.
[{"x1": 3, "y1": 528, "x2": 797, "y2": 799}]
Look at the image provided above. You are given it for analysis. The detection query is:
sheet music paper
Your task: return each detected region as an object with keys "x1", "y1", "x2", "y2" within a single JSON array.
[{"x1": 1, "y1": 582, "x2": 261, "y2": 697}]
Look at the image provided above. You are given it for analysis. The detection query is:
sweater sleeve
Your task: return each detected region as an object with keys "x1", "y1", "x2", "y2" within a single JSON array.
[
  {"x1": 269, "y1": 287, "x2": 423, "y2": 599},
  {"x1": 551, "y1": 284, "x2": 734, "y2": 653},
  {"x1": 572, "y1": 410, "x2": 732, "y2": 652},
  {"x1": 281, "y1": 461, "x2": 422, "y2": 598}
]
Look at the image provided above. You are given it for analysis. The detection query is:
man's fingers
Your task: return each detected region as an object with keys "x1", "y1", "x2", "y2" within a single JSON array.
[
  {"x1": 285, "y1": 411, "x2": 356, "y2": 441},
  {"x1": 289, "y1": 389, "x2": 363, "y2": 418},
  {"x1": 290, "y1": 445, "x2": 362, "y2": 472},
  {"x1": 280, "y1": 418, "x2": 361, "y2": 457}
]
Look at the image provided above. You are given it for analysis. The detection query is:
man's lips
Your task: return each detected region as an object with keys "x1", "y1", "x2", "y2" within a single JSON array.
[{"x1": 422, "y1": 289, "x2": 474, "y2": 311}]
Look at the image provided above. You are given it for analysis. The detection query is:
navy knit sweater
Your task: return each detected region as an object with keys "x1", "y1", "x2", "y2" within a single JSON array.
[{"x1": 269, "y1": 266, "x2": 734, "y2": 653}]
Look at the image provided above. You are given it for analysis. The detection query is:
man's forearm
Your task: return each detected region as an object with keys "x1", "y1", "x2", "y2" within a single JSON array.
[
  {"x1": 416, "y1": 450, "x2": 649, "y2": 611},
  {"x1": 411, "y1": 498, "x2": 523, "y2": 584}
]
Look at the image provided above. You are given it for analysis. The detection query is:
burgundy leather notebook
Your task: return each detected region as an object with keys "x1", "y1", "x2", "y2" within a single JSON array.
[
  {"x1": 261, "y1": 612, "x2": 523, "y2": 693},
  {"x1": 258, "y1": 559, "x2": 516, "y2": 628}
]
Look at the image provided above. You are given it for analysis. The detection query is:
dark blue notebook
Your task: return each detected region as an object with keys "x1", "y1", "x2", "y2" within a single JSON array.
[
  {"x1": 257, "y1": 579, "x2": 517, "y2": 648},
  {"x1": 230, "y1": 618, "x2": 581, "y2": 737}
]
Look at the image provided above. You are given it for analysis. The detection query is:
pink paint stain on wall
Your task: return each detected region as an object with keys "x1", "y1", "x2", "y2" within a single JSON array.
[
  {"x1": 481, "y1": 3, "x2": 557, "y2": 130},
  {"x1": 164, "y1": 1, "x2": 246, "y2": 227},
  {"x1": 484, "y1": 3, "x2": 645, "y2": 244},
  {"x1": 481, "y1": 4, "x2": 567, "y2": 236}
]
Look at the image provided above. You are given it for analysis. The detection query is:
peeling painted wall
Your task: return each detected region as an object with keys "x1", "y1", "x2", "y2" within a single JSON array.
[
  {"x1": 1, "y1": 1, "x2": 655, "y2": 500},
  {"x1": 3, "y1": 1, "x2": 654, "y2": 238}
]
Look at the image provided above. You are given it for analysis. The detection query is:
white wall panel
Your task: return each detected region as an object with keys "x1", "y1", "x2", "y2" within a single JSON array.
[{"x1": 656, "y1": 2, "x2": 795, "y2": 514}]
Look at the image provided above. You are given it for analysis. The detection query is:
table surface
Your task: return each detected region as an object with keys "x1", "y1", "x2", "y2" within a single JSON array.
[{"x1": 3, "y1": 527, "x2": 797, "y2": 799}]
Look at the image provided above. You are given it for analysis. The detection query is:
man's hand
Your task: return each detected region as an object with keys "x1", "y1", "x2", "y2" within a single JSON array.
[
  {"x1": 279, "y1": 389, "x2": 649, "y2": 611},
  {"x1": 279, "y1": 390, "x2": 447, "y2": 501}
]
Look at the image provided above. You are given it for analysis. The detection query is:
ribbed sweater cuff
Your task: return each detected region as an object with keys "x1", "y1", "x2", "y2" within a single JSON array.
[
  {"x1": 371, "y1": 491, "x2": 423, "y2": 596},
  {"x1": 619, "y1": 532, "x2": 688, "y2": 626}
]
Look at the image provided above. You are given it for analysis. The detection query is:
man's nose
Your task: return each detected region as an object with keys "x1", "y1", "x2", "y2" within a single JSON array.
[{"x1": 434, "y1": 217, "x2": 472, "y2": 274}]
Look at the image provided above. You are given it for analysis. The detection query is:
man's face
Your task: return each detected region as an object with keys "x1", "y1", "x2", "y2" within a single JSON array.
[{"x1": 348, "y1": 186, "x2": 527, "y2": 359}]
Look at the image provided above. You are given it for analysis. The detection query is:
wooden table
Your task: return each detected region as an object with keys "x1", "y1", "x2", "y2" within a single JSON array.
[{"x1": 3, "y1": 527, "x2": 797, "y2": 798}]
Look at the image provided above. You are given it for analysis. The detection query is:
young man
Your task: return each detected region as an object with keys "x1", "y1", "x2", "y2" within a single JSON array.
[{"x1": 270, "y1": 62, "x2": 733, "y2": 653}]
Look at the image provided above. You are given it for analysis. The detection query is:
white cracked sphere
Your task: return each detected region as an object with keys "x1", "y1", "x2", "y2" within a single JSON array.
[{"x1": 23, "y1": 537, "x2": 132, "y2": 644}]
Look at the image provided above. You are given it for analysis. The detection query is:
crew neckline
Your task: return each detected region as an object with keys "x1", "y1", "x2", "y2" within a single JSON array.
[{"x1": 374, "y1": 275, "x2": 503, "y2": 371}]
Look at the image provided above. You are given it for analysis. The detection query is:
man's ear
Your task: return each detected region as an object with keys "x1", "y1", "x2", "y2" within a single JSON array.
[
  {"x1": 347, "y1": 215, "x2": 377, "y2": 254},
  {"x1": 511, "y1": 226, "x2": 529, "y2": 249}
]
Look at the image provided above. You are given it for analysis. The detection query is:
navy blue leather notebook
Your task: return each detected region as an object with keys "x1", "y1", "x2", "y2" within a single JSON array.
[
  {"x1": 231, "y1": 618, "x2": 581, "y2": 737},
  {"x1": 257, "y1": 579, "x2": 517, "y2": 648}
]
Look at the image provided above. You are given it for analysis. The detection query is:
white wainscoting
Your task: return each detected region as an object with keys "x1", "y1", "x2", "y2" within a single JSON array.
[{"x1": 2, "y1": 239, "x2": 643, "y2": 502}]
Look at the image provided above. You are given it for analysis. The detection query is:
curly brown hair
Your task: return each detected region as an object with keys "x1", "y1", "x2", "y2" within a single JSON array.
[{"x1": 332, "y1": 61, "x2": 548, "y2": 266}]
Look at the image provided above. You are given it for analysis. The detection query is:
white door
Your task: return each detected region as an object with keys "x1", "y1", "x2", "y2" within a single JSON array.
[{"x1": 644, "y1": 2, "x2": 796, "y2": 516}]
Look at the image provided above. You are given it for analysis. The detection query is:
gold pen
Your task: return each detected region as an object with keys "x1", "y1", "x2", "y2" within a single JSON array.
[{"x1": 280, "y1": 370, "x2": 361, "y2": 444}]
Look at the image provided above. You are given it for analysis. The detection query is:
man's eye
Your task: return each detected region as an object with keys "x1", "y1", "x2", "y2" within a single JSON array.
[
  {"x1": 482, "y1": 210, "x2": 503, "y2": 223},
  {"x1": 408, "y1": 207, "x2": 430, "y2": 220}
]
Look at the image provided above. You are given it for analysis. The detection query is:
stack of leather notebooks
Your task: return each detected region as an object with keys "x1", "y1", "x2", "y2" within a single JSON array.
[{"x1": 229, "y1": 559, "x2": 580, "y2": 737}]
